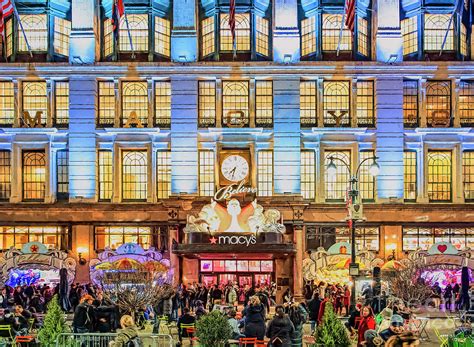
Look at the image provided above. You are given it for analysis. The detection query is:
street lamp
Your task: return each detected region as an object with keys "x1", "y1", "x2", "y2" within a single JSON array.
[{"x1": 326, "y1": 155, "x2": 380, "y2": 307}]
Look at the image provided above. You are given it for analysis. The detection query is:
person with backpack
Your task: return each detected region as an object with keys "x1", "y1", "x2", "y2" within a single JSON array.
[
  {"x1": 109, "y1": 315, "x2": 141, "y2": 347},
  {"x1": 287, "y1": 302, "x2": 308, "y2": 346},
  {"x1": 266, "y1": 305, "x2": 295, "y2": 347}
]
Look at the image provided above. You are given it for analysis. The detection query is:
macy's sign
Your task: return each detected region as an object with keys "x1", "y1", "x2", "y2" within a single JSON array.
[{"x1": 210, "y1": 235, "x2": 257, "y2": 247}]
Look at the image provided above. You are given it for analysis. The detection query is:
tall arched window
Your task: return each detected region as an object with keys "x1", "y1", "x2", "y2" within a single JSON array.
[
  {"x1": 325, "y1": 151, "x2": 351, "y2": 201},
  {"x1": 220, "y1": 13, "x2": 251, "y2": 52},
  {"x1": 222, "y1": 81, "x2": 249, "y2": 127},
  {"x1": 119, "y1": 14, "x2": 148, "y2": 52},
  {"x1": 22, "y1": 81, "x2": 48, "y2": 126},
  {"x1": 424, "y1": 14, "x2": 453, "y2": 51},
  {"x1": 426, "y1": 81, "x2": 451, "y2": 127},
  {"x1": 122, "y1": 151, "x2": 148, "y2": 201},
  {"x1": 19, "y1": 15, "x2": 48, "y2": 52},
  {"x1": 121, "y1": 82, "x2": 149, "y2": 126},
  {"x1": 322, "y1": 14, "x2": 351, "y2": 52},
  {"x1": 22, "y1": 151, "x2": 46, "y2": 201},
  {"x1": 427, "y1": 151, "x2": 452, "y2": 202},
  {"x1": 323, "y1": 81, "x2": 350, "y2": 126}
]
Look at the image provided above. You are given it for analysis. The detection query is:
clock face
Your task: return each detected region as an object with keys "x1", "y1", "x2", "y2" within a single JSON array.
[{"x1": 221, "y1": 155, "x2": 249, "y2": 182}]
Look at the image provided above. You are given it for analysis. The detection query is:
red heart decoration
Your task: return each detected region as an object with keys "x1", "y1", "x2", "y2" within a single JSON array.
[{"x1": 438, "y1": 244, "x2": 448, "y2": 253}]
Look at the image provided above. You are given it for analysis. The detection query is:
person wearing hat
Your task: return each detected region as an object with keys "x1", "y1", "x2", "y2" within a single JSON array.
[
  {"x1": 362, "y1": 329, "x2": 383, "y2": 347},
  {"x1": 72, "y1": 294, "x2": 95, "y2": 333},
  {"x1": 379, "y1": 314, "x2": 405, "y2": 342},
  {"x1": 377, "y1": 307, "x2": 393, "y2": 332}
]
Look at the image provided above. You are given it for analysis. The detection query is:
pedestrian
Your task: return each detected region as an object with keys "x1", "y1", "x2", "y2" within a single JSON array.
[
  {"x1": 385, "y1": 331, "x2": 420, "y2": 347},
  {"x1": 307, "y1": 292, "x2": 321, "y2": 333},
  {"x1": 243, "y1": 296, "x2": 266, "y2": 340},
  {"x1": 109, "y1": 315, "x2": 140, "y2": 347},
  {"x1": 357, "y1": 306, "x2": 376, "y2": 347},
  {"x1": 379, "y1": 314, "x2": 405, "y2": 342},
  {"x1": 266, "y1": 305, "x2": 294, "y2": 347},
  {"x1": 288, "y1": 302, "x2": 307, "y2": 346},
  {"x1": 72, "y1": 295, "x2": 95, "y2": 333}
]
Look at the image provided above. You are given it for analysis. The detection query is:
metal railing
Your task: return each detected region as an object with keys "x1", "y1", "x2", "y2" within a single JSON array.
[{"x1": 55, "y1": 333, "x2": 174, "y2": 347}]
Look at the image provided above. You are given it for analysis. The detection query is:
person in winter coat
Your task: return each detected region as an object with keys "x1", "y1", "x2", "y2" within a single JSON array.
[
  {"x1": 288, "y1": 302, "x2": 308, "y2": 346},
  {"x1": 317, "y1": 293, "x2": 332, "y2": 324},
  {"x1": 194, "y1": 300, "x2": 207, "y2": 320},
  {"x1": 72, "y1": 295, "x2": 95, "y2": 333},
  {"x1": 358, "y1": 306, "x2": 376, "y2": 347},
  {"x1": 109, "y1": 315, "x2": 140, "y2": 347},
  {"x1": 307, "y1": 292, "x2": 321, "y2": 333},
  {"x1": 266, "y1": 305, "x2": 295, "y2": 347},
  {"x1": 243, "y1": 296, "x2": 266, "y2": 340}
]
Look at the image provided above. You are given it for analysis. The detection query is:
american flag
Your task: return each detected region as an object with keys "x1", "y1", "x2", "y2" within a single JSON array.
[
  {"x1": 344, "y1": 0, "x2": 356, "y2": 33},
  {"x1": 229, "y1": 0, "x2": 236, "y2": 55},
  {"x1": 0, "y1": 0, "x2": 13, "y2": 45},
  {"x1": 111, "y1": 0, "x2": 124, "y2": 42}
]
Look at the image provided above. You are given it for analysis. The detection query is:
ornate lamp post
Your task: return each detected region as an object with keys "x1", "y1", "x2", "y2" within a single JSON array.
[{"x1": 327, "y1": 155, "x2": 380, "y2": 307}]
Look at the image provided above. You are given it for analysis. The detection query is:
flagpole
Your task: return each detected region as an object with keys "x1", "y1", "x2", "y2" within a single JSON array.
[
  {"x1": 123, "y1": 12, "x2": 135, "y2": 59},
  {"x1": 439, "y1": 0, "x2": 461, "y2": 56},
  {"x1": 337, "y1": 0, "x2": 348, "y2": 57},
  {"x1": 11, "y1": 2, "x2": 32, "y2": 58}
]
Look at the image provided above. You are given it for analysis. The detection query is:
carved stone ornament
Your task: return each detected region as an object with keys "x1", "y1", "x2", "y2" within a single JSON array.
[{"x1": 124, "y1": 111, "x2": 144, "y2": 128}]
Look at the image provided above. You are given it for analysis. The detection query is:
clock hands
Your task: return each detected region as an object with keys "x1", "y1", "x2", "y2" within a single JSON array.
[{"x1": 229, "y1": 166, "x2": 237, "y2": 179}]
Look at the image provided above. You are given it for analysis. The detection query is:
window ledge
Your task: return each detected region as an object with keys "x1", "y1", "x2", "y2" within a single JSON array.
[
  {"x1": 311, "y1": 127, "x2": 374, "y2": 136},
  {"x1": 1, "y1": 128, "x2": 60, "y2": 135},
  {"x1": 206, "y1": 128, "x2": 265, "y2": 135},
  {"x1": 412, "y1": 128, "x2": 472, "y2": 135},
  {"x1": 99, "y1": 128, "x2": 170, "y2": 136}
]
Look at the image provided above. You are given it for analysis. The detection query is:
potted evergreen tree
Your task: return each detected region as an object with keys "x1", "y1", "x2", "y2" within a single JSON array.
[
  {"x1": 37, "y1": 294, "x2": 70, "y2": 346},
  {"x1": 315, "y1": 304, "x2": 351, "y2": 347},
  {"x1": 195, "y1": 311, "x2": 233, "y2": 347}
]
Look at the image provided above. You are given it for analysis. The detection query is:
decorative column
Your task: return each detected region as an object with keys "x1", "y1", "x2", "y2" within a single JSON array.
[
  {"x1": 171, "y1": 0, "x2": 198, "y2": 62},
  {"x1": 375, "y1": 0, "x2": 402, "y2": 63},
  {"x1": 273, "y1": 0, "x2": 300, "y2": 63},
  {"x1": 70, "y1": 0, "x2": 96, "y2": 63},
  {"x1": 293, "y1": 224, "x2": 304, "y2": 300}
]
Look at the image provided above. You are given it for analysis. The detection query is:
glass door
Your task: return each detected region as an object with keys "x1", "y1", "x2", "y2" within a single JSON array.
[
  {"x1": 254, "y1": 274, "x2": 271, "y2": 286},
  {"x1": 238, "y1": 275, "x2": 253, "y2": 287},
  {"x1": 219, "y1": 273, "x2": 237, "y2": 285}
]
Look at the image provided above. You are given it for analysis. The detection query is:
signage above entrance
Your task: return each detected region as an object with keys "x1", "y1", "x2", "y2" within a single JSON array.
[
  {"x1": 214, "y1": 180, "x2": 257, "y2": 201},
  {"x1": 210, "y1": 234, "x2": 257, "y2": 247}
]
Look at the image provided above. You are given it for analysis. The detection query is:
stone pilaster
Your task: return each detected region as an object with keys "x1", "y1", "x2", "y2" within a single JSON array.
[
  {"x1": 375, "y1": 0, "x2": 402, "y2": 63},
  {"x1": 171, "y1": 0, "x2": 198, "y2": 62},
  {"x1": 70, "y1": 0, "x2": 96, "y2": 63},
  {"x1": 273, "y1": 0, "x2": 300, "y2": 63}
]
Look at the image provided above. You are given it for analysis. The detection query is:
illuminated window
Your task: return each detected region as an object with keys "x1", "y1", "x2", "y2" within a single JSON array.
[
  {"x1": 325, "y1": 150, "x2": 350, "y2": 201},
  {"x1": 0, "y1": 226, "x2": 67, "y2": 250},
  {"x1": 301, "y1": 150, "x2": 315, "y2": 200},
  {"x1": 322, "y1": 14, "x2": 351, "y2": 52},
  {"x1": 122, "y1": 151, "x2": 148, "y2": 202},
  {"x1": 257, "y1": 150, "x2": 273, "y2": 197},
  {"x1": 0, "y1": 82, "x2": 14, "y2": 126},
  {"x1": 95, "y1": 226, "x2": 152, "y2": 251},
  {"x1": 335, "y1": 227, "x2": 380, "y2": 251},
  {"x1": 198, "y1": 81, "x2": 216, "y2": 127},
  {"x1": 220, "y1": 13, "x2": 250, "y2": 51},
  {"x1": 201, "y1": 16, "x2": 215, "y2": 57},
  {"x1": 356, "y1": 81, "x2": 374, "y2": 127},
  {"x1": 403, "y1": 80, "x2": 419, "y2": 127},
  {"x1": 19, "y1": 15, "x2": 47, "y2": 52},
  {"x1": 22, "y1": 151, "x2": 46, "y2": 202},
  {"x1": 56, "y1": 150, "x2": 68, "y2": 200},
  {"x1": 155, "y1": 81, "x2": 171, "y2": 127},
  {"x1": 0, "y1": 151, "x2": 11, "y2": 200},
  {"x1": 301, "y1": 16, "x2": 316, "y2": 56},
  {"x1": 22, "y1": 81, "x2": 47, "y2": 126},
  {"x1": 199, "y1": 150, "x2": 215, "y2": 196},
  {"x1": 255, "y1": 81, "x2": 272, "y2": 127},
  {"x1": 119, "y1": 14, "x2": 148, "y2": 52},
  {"x1": 54, "y1": 17, "x2": 70, "y2": 56},
  {"x1": 122, "y1": 81, "x2": 148, "y2": 127},
  {"x1": 463, "y1": 151, "x2": 474, "y2": 201},
  {"x1": 403, "y1": 227, "x2": 474, "y2": 251},
  {"x1": 357, "y1": 17, "x2": 368, "y2": 57},
  {"x1": 427, "y1": 151, "x2": 452, "y2": 202},
  {"x1": 5, "y1": 18, "x2": 13, "y2": 57},
  {"x1": 98, "y1": 150, "x2": 113, "y2": 201},
  {"x1": 104, "y1": 19, "x2": 114, "y2": 57},
  {"x1": 461, "y1": 24, "x2": 467, "y2": 56},
  {"x1": 156, "y1": 151, "x2": 171, "y2": 199},
  {"x1": 55, "y1": 81, "x2": 69, "y2": 127},
  {"x1": 401, "y1": 16, "x2": 418, "y2": 55},
  {"x1": 323, "y1": 81, "x2": 350, "y2": 127},
  {"x1": 359, "y1": 150, "x2": 375, "y2": 201},
  {"x1": 222, "y1": 81, "x2": 249, "y2": 127},
  {"x1": 404, "y1": 151, "x2": 417, "y2": 201},
  {"x1": 300, "y1": 81, "x2": 317, "y2": 127},
  {"x1": 424, "y1": 14, "x2": 453, "y2": 51},
  {"x1": 426, "y1": 81, "x2": 451, "y2": 127},
  {"x1": 459, "y1": 80, "x2": 474, "y2": 126},
  {"x1": 255, "y1": 15, "x2": 269, "y2": 56},
  {"x1": 155, "y1": 17, "x2": 170, "y2": 57},
  {"x1": 98, "y1": 81, "x2": 115, "y2": 127}
]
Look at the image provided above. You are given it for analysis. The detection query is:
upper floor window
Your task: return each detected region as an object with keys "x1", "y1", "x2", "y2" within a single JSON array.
[
  {"x1": 98, "y1": 81, "x2": 116, "y2": 127},
  {"x1": 120, "y1": 14, "x2": 148, "y2": 52},
  {"x1": 359, "y1": 150, "x2": 375, "y2": 201},
  {"x1": 323, "y1": 81, "x2": 350, "y2": 127},
  {"x1": 301, "y1": 150, "x2": 315, "y2": 200},
  {"x1": 201, "y1": 16, "x2": 215, "y2": 58},
  {"x1": 56, "y1": 150, "x2": 69, "y2": 200},
  {"x1": 403, "y1": 151, "x2": 417, "y2": 202},
  {"x1": 222, "y1": 81, "x2": 249, "y2": 127},
  {"x1": 322, "y1": 14, "x2": 351, "y2": 53},
  {"x1": 55, "y1": 81, "x2": 69, "y2": 127},
  {"x1": 356, "y1": 81, "x2": 374, "y2": 127},
  {"x1": 403, "y1": 227, "x2": 474, "y2": 251},
  {"x1": 155, "y1": 81, "x2": 171, "y2": 128},
  {"x1": 0, "y1": 151, "x2": 11, "y2": 201},
  {"x1": 357, "y1": 17, "x2": 369, "y2": 57},
  {"x1": 54, "y1": 17, "x2": 71, "y2": 56},
  {"x1": 427, "y1": 151, "x2": 452, "y2": 202},
  {"x1": 198, "y1": 81, "x2": 216, "y2": 127},
  {"x1": 255, "y1": 81, "x2": 272, "y2": 127},
  {"x1": 95, "y1": 226, "x2": 153, "y2": 251},
  {"x1": 426, "y1": 81, "x2": 452, "y2": 127},
  {"x1": 98, "y1": 150, "x2": 113, "y2": 202},
  {"x1": 122, "y1": 150, "x2": 148, "y2": 202},
  {"x1": 155, "y1": 17, "x2": 171, "y2": 58},
  {"x1": 325, "y1": 150, "x2": 350, "y2": 202},
  {"x1": 300, "y1": 81, "x2": 317, "y2": 127},
  {"x1": 301, "y1": 16, "x2": 316, "y2": 57},
  {"x1": 220, "y1": 13, "x2": 250, "y2": 52},
  {"x1": 255, "y1": 15, "x2": 269, "y2": 57},
  {"x1": 22, "y1": 81, "x2": 47, "y2": 127},
  {"x1": 257, "y1": 150, "x2": 273, "y2": 197},
  {"x1": 459, "y1": 80, "x2": 474, "y2": 127},
  {"x1": 424, "y1": 14, "x2": 453, "y2": 52},
  {"x1": 199, "y1": 150, "x2": 215, "y2": 196},
  {"x1": 463, "y1": 151, "x2": 474, "y2": 202},
  {"x1": 401, "y1": 16, "x2": 418, "y2": 56},
  {"x1": 0, "y1": 226, "x2": 68, "y2": 250},
  {"x1": 403, "y1": 80, "x2": 419, "y2": 127},
  {"x1": 20, "y1": 15, "x2": 48, "y2": 52},
  {"x1": 22, "y1": 150, "x2": 46, "y2": 202},
  {"x1": 156, "y1": 151, "x2": 171, "y2": 199},
  {"x1": 0, "y1": 82, "x2": 14, "y2": 127},
  {"x1": 121, "y1": 81, "x2": 148, "y2": 127}
]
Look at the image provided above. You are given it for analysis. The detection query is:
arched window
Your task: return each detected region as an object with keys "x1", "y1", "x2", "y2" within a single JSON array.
[
  {"x1": 122, "y1": 81, "x2": 149, "y2": 126},
  {"x1": 119, "y1": 14, "x2": 148, "y2": 52},
  {"x1": 220, "y1": 13, "x2": 251, "y2": 52},
  {"x1": 19, "y1": 15, "x2": 47, "y2": 52},
  {"x1": 22, "y1": 81, "x2": 48, "y2": 126},
  {"x1": 323, "y1": 81, "x2": 350, "y2": 126},
  {"x1": 426, "y1": 81, "x2": 451, "y2": 127},
  {"x1": 427, "y1": 151, "x2": 452, "y2": 202},
  {"x1": 325, "y1": 151, "x2": 351, "y2": 201},
  {"x1": 424, "y1": 14, "x2": 453, "y2": 51},
  {"x1": 322, "y1": 14, "x2": 351, "y2": 52},
  {"x1": 22, "y1": 151, "x2": 46, "y2": 201},
  {"x1": 122, "y1": 151, "x2": 148, "y2": 201},
  {"x1": 222, "y1": 81, "x2": 249, "y2": 127}
]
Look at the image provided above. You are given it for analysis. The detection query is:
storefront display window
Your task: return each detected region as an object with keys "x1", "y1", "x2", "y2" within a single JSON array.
[
  {"x1": 237, "y1": 260, "x2": 249, "y2": 272},
  {"x1": 403, "y1": 227, "x2": 474, "y2": 251},
  {"x1": 261, "y1": 260, "x2": 273, "y2": 272},
  {"x1": 0, "y1": 226, "x2": 68, "y2": 250},
  {"x1": 199, "y1": 259, "x2": 274, "y2": 286},
  {"x1": 225, "y1": 260, "x2": 237, "y2": 272},
  {"x1": 201, "y1": 260, "x2": 212, "y2": 272},
  {"x1": 94, "y1": 226, "x2": 168, "y2": 251},
  {"x1": 306, "y1": 225, "x2": 380, "y2": 251}
]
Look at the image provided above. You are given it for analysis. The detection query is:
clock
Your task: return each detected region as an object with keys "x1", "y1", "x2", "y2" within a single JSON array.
[{"x1": 220, "y1": 154, "x2": 250, "y2": 182}]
